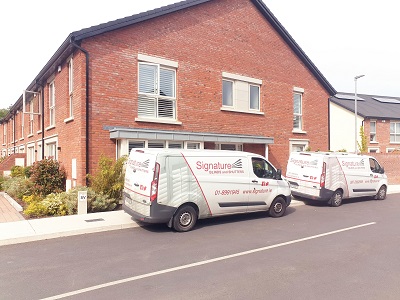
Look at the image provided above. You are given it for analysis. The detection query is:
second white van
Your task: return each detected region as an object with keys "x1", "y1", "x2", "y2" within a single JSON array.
[
  {"x1": 123, "y1": 149, "x2": 291, "y2": 231},
  {"x1": 286, "y1": 151, "x2": 388, "y2": 206}
]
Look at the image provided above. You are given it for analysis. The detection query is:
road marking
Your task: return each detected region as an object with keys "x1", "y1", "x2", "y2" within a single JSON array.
[{"x1": 40, "y1": 222, "x2": 376, "y2": 300}]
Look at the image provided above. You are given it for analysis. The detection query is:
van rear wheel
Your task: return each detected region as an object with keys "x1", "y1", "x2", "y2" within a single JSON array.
[
  {"x1": 172, "y1": 205, "x2": 197, "y2": 232},
  {"x1": 329, "y1": 190, "x2": 343, "y2": 207},
  {"x1": 268, "y1": 197, "x2": 287, "y2": 218}
]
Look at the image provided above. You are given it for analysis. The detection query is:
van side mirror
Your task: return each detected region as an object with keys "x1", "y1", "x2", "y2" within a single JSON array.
[
  {"x1": 275, "y1": 169, "x2": 282, "y2": 180},
  {"x1": 380, "y1": 167, "x2": 385, "y2": 174}
]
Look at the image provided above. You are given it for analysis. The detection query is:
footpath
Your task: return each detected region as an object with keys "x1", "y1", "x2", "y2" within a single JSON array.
[{"x1": 1, "y1": 186, "x2": 400, "y2": 246}]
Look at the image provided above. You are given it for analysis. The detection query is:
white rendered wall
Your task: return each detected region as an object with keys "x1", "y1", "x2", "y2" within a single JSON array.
[{"x1": 330, "y1": 102, "x2": 364, "y2": 153}]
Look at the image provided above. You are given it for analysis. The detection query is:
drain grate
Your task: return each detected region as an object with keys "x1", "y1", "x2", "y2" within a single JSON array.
[{"x1": 84, "y1": 218, "x2": 105, "y2": 223}]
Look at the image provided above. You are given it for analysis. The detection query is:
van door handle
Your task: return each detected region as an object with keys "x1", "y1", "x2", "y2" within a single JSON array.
[
  {"x1": 252, "y1": 180, "x2": 258, "y2": 183},
  {"x1": 134, "y1": 183, "x2": 139, "y2": 187}
]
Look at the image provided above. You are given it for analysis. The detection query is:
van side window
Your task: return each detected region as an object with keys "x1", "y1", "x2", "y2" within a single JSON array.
[
  {"x1": 369, "y1": 158, "x2": 381, "y2": 173},
  {"x1": 252, "y1": 158, "x2": 275, "y2": 178}
]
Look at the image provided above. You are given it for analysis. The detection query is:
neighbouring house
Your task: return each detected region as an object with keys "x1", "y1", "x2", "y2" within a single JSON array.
[
  {"x1": 330, "y1": 93, "x2": 400, "y2": 153},
  {"x1": 0, "y1": 0, "x2": 336, "y2": 188},
  {"x1": 330, "y1": 93, "x2": 400, "y2": 183}
]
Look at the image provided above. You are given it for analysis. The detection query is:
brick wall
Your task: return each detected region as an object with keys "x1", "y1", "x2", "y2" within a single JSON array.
[
  {"x1": 82, "y1": 0, "x2": 329, "y2": 173},
  {"x1": 368, "y1": 153, "x2": 400, "y2": 184}
]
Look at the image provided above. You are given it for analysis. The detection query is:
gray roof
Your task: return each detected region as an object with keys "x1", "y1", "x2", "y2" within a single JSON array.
[
  {"x1": 330, "y1": 93, "x2": 400, "y2": 120},
  {"x1": 4, "y1": 0, "x2": 336, "y2": 120}
]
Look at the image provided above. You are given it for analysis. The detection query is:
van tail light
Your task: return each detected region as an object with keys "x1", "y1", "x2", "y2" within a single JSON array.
[
  {"x1": 320, "y1": 162, "x2": 326, "y2": 188},
  {"x1": 150, "y1": 162, "x2": 160, "y2": 202}
]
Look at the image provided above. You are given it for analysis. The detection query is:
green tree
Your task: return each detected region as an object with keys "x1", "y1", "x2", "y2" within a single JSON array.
[
  {"x1": 0, "y1": 108, "x2": 9, "y2": 119},
  {"x1": 358, "y1": 125, "x2": 368, "y2": 154}
]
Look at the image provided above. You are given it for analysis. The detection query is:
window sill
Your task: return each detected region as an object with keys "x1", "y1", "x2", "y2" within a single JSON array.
[
  {"x1": 19, "y1": 138, "x2": 24, "y2": 141},
  {"x1": 45, "y1": 125, "x2": 55, "y2": 131},
  {"x1": 135, "y1": 117, "x2": 182, "y2": 125},
  {"x1": 220, "y1": 107, "x2": 264, "y2": 115},
  {"x1": 390, "y1": 142, "x2": 400, "y2": 145},
  {"x1": 292, "y1": 129, "x2": 307, "y2": 134},
  {"x1": 370, "y1": 141, "x2": 379, "y2": 144},
  {"x1": 37, "y1": 130, "x2": 42, "y2": 134},
  {"x1": 64, "y1": 117, "x2": 74, "y2": 123},
  {"x1": 27, "y1": 134, "x2": 34, "y2": 138}
]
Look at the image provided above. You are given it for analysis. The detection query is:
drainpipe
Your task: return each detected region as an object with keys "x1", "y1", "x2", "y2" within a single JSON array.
[
  {"x1": 70, "y1": 38, "x2": 90, "y2": 185},
  {"x1": 35, "y1": 81, "x2": 45, "y2": 160},
  {"x1": 328, "y1": 97, "x2": 330, "y2": 151}
]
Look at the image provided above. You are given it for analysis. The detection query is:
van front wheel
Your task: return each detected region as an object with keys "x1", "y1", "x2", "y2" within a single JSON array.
[
  {"x1": 329, "y1": 190, "x2": 343, "y2": 207},
  {"x1": 173, "y1": 205, "x2": 197, "y2": 232},
  {"x1": 375, "y1": 186, "x2": 387, "y2": 200},
  {"x1": 268, "y1": 197, "x2": 287, "y2": 218}
]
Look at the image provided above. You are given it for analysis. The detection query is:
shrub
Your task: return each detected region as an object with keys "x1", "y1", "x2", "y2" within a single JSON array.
[
  {"x1": 11, "y1": 166, "x2": 25, "y2": 178},
  {"x1": 64, "y1": 186, "x2": 118, "y2": 214},
  {"x1": 30, "y1": 159, "x2": 67, "y2": 196},
  {"x1": 87, "y1": 155, "x2": 127, "y2": 200},
  {"x1": 23, "y1": 194, "x2": 46, "y2": 218},
  {"x1": 2, "y1": 177, "x2": 32, "y2": 199}
]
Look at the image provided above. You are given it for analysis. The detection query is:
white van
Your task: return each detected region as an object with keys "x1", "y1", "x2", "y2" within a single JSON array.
[
  {"x1": 123, "y1": 149, "x2": 291, "y2": 231},
  {"x1": 286, "y1": 151, "x2": 388, "y2": 206}
]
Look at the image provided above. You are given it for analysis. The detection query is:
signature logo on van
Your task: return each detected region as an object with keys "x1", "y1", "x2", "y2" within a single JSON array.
[
  {"x1": 128, "y1": 159, "x2": 150, "y2": 169},
  {"x1": 290, "y1": 158, "x2": 318, "y2": 168},
  {"x1": 342, "y1": 159, "x2": 365, "y2": 169},
  {"x1": 196, "y1": 159, "x2": 243, "y2": 172}
]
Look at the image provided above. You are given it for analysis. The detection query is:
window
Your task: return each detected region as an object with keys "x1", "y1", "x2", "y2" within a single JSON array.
[
  {"x1": 369, "y1": 158, "x2": 382, "y2": 173},
  {"x1": 390, "y1": 122, "x2": 400, "y2": 143},
  {"x1": 370, "y1": 121, "x2": 376, "y2": 142},
  {"x1": 49, "y1": 81, "x2": 55, "y2": 127},
  {"x1": 138, "y1": 62, "x2": 176, "y2": 120},
  {"x1": 46, "y1": 142, "x2": 57, "y2": 159},
  {"x1": 293, "y1": 93, "x2": 303, "y2": 130},
  {"x1": 20, "y1": 112, "x2": 24, "y2": 138},
  {"x1": 368, "y1": 148, "x2": 379, "y2": 153},
  {"x1": 221, "y1": 72, "x2": 262, "y2": 114},
  {"x1": 29, "y1": 101, "x2": 34, "y2": 135},
  {"x1": 2, "y1": 123, "x2": 6, "y2": 145},
  {"x1": 252, "y1": 157, "x2": 275, "y2": 179},
  {"x1": 27, "y1": 146, "x2": 35, "y2": 166},
  {"x1": 68, "y1": 59, "x2": 73, "y2": 117},
  {"x1": 216, "y1": 143, "x2": 243, "y2": 151},
  {"x1": 289, "y1": 139, "x2": 309, "y2": 152},
  {"x1": 222, "y1": 80, "x2": 233, "y2": 106},
  {"x1": 249, "y1": 85, "x2": 260, "y2": 110}
]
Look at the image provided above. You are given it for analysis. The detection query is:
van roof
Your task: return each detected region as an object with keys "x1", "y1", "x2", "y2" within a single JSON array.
[
  {"x1": 291, "y1": 151, "x2": 373, "y2": 158},
  {"x1": 130, "y1": 148, "x2": 263, "y2": 158}
]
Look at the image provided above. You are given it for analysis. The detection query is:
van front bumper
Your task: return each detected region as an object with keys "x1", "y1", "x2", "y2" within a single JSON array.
[{"x1": 123, "y1": 203, "x2": 175, "y2": 224}]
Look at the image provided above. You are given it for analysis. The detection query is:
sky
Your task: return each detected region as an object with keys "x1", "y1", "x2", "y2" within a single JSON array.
[{"x1": 0, "y1": 0, "x2": 399, "y2": 109}]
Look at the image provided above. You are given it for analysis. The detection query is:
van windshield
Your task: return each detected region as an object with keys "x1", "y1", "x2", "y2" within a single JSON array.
[{"x1": 252, "y1": 157, "x2": 275, "y2": 178}]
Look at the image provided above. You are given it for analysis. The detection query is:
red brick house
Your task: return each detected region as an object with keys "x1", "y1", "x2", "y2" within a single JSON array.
[{"x1": 0, "y1": 0, "x2": 336, "y2": 188}]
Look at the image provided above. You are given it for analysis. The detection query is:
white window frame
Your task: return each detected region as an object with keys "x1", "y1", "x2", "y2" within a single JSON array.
[
  {"x1": 29, "y1": 101, "x2": 34, "y2": 135},
  {"x1": 293, "y1": 91, "x2": 303, "y2": 132},
  {"x1": 20, "y1": 111, "x2": 24, "y2": 139},
  {"x1": 120, "y1": 139, "x2": 204, "y2": 159},
  {"x1": 368, "y1": 147, "x2": 380, "y2": 153},
  {"x1": 68, "y1": 58, "x2": 74, "y2": 118},
  {"x1": 370, "y1": 120, "x2": 377, "y2": 142},
  {"x1": 3, "y1": 123, "x2": 6, "y2": 145},
  {"x1": 215, "y1": 143, "x2": 243, "y2": 151},
  {"x1": 390, "y1": 121, "x2": 400, "y2": 143},
  {"x1": 221, "y1": 72, "x2": 262, "y2": 115},
  {"x1": 48, "y1": 81, "x2": 56, "y2": 127},
  {"x1": 27, "y1": 144, "x2": 35, "y2": 166},
  {"x1": 136, "y1": 54, "x2": 178, "y2": 123},
  {"x1": 289, "y1": 139, "x2": 309, "y2": 153}
]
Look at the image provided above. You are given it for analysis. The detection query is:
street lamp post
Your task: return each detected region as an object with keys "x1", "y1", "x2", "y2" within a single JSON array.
[{"x1": 354, "y1": 74, "x2": 365, "y2": 154}]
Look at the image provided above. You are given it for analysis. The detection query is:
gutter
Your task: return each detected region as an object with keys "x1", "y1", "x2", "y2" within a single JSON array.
[{"x1": 70, "y1": 38, "x2": 90, "y2": 185}]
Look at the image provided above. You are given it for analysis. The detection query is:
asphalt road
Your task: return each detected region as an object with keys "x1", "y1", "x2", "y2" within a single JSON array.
[{"x1": 1, "y1": 194, "x2": 400, "y2": 300}]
